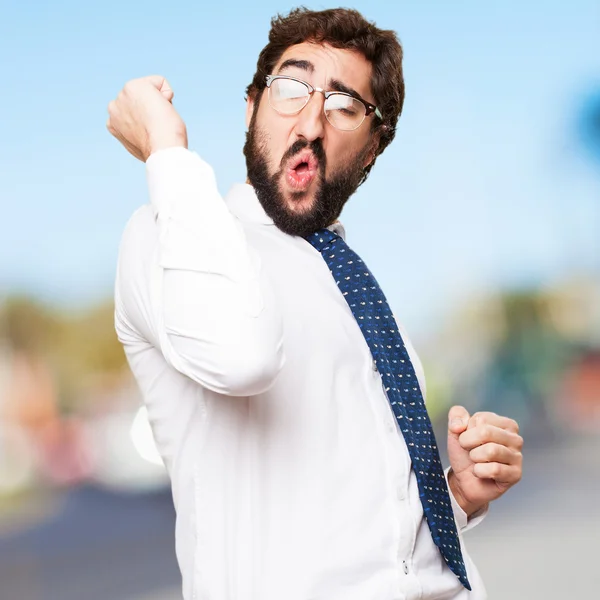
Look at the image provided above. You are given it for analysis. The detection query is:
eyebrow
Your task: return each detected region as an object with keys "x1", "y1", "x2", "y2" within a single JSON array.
[
  {"x1": 328, "y1": 77, "x2": 363, "y2": 103},
  {"x1": 276, "y1": 60, "x2": 368, "y2": 104},
  {"x1": 277, "y1": 59, "x2": 315, "y2": 74}
]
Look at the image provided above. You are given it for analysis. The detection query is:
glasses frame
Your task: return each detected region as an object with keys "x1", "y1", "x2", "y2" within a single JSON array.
[{"x1": 265, "y1": 74, "x2": 383, "y2": 131}]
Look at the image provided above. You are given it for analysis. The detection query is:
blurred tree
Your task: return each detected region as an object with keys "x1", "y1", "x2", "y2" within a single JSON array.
[
  {"x1": 475, "y1": 290, "x2": 573, "y2": 439},
  {"x1": 1, "y1": 296, "x2": 127, "y2": 412},
  {"x1": 1, "y1": 296, "x2": 60, "y2": 354}
]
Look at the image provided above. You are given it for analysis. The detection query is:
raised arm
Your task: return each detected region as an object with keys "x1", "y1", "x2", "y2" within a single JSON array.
[{"x1": 109, "y1": 76, "x2": 285, "y2": 396}]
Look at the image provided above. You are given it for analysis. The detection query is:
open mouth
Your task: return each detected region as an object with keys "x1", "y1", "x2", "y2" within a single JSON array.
[{"x1": 286, "y1": 151, "x2": 319, "y2": 190}]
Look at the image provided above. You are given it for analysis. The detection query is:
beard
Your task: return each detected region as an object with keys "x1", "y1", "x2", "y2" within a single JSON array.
[{"x1": 243, "y1": 119, "x2": 369, "y2": 238}]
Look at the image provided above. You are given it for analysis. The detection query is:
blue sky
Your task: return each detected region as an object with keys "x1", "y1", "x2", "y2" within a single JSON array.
[{"x1": 1, "y1": 0, "x2": 599, "y2": 336}]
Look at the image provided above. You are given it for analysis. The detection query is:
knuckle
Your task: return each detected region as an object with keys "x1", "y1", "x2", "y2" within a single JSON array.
[
  {"x1": 458, "y1": 431, "x2": 470, "y2": 448},
  {"x1": 122, "y1": 80, "x2": 137, "y2": 96},
  {"x1": 472, "y1": 411, "x2": 486, "y2": 425},
  {"x1": 476, "y1": 411, "x2": 495, "y2": 421},
  {"x1": 480, "y1": 424, "x2": 491, "y2": 440},
  {"x1": 490, "y1": 463, "x2": 502, "y2": 478},
  {"x1": 485, "y1": 444, "x2": 497, "y2": 461},
  {"x1": 508, "y1": 467, "x2": 521, "y2": 484}
]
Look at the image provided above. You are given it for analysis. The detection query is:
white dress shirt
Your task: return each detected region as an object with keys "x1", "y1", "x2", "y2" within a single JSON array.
[{"x1": 114, "y1": 148, "x2": 487, "y2": 600}]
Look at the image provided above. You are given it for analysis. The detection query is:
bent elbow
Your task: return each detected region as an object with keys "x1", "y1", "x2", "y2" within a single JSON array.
[
  {"x1": 220, "y1": 340, "x2": 285, "y2": 396},
  {"x1": 167, "y1": 331, "x2": 285, "y2": 397}
]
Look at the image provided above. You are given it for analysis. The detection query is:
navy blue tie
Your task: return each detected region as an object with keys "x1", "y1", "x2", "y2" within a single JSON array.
[{"x1": 305, "y1": 228, "x2": 470, "y2": 590}]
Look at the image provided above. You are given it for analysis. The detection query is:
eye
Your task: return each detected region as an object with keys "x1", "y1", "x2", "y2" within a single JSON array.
[
  {"x1": 326, "y1": 94, "x2": 360, "y2": 115},
  {"x1": 272, "y1": 78, "x2": 308, "y2": 100}
]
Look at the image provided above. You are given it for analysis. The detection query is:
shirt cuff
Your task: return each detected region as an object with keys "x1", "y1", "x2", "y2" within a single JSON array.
[
  {"x1": 146, "y1": 146, "x2": 213, "y2": 218},
  {"x1": 445, "y1": 467, "x2": 489, "y2": 533}
]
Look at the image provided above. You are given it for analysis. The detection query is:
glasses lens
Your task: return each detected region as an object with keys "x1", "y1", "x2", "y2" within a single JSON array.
[
  {"x1": 324, "y1": 94, "x2": 366, "y2": 131},
  {"x1": 269, "y1": 78, "x2": 310, "y2": 114}
]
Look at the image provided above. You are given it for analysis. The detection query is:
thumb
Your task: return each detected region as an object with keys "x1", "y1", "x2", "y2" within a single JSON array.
[
  {"x1": 146, "y1": 75, "x2": 175, "y2": 102},
  {"x1": 160, "y1": 84, "x2": 174, "y2": 103},
  {"x1": 448, "y1": 405, "x2": 470, "y2": 436}
]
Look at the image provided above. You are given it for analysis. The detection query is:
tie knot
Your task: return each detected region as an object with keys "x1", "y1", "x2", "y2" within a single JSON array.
[{"x1": 304, "y1": 228, "x2": 340, "y2": 253}]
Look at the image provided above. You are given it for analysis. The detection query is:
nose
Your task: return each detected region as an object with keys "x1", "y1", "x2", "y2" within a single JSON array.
[{"x1": 293, "y1": 91, "x2": 326, "y2": 142}]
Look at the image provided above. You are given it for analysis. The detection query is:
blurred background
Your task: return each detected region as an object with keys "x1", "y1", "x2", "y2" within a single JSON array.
[{"x1": 1, "y1": 1, "x2": 599, "y2": 598}]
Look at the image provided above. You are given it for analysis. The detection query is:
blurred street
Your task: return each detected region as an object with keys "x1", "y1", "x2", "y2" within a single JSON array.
[
  {"x1": 1, "y1": 431, "x2": 598, "y2": 600},
  {"x1": 0, "y1": 486, "x2": 179, "y2": 600},
  {"x1": 466, "y1": 431, "x2": 600, "y2": 599}
]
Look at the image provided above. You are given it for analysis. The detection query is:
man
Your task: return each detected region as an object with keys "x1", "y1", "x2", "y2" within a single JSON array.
[{"x1": 108, "y1": 8, "x2": 523, "y2": 600}]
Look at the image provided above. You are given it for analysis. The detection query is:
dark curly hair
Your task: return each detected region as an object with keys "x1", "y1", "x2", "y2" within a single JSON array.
[{"x1": 245, "y1": 7, "x2": 405, "y2": 181}]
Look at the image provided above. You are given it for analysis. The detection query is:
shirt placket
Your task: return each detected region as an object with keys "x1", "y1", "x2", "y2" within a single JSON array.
[{"x1": 373, "y1": 360, "x2": 423, "y2": 599}]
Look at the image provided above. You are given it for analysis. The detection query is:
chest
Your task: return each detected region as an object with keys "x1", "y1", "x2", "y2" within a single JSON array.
[{"x1": 255, "y1": 228, "x2": 366, "y2": 355}]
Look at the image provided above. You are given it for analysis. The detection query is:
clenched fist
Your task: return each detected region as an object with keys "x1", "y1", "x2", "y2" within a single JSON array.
[
  {"x1": 446, "y1": 406, "x2": 523, "y2": 517},
  {"x1": 107, "y1": 75, "x2": 188, "y2": 162}
]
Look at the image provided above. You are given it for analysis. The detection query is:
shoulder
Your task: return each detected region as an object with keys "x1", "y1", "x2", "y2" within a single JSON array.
[
  {"x1": 121, "y1": 204, "x2": 156, "y2": 241},
  {"x1": 117, "y1": 205, "x2": 158, "y2": 269},
  {"x1": 114, "y1": 205, "x2": 159, "y2": 345}
]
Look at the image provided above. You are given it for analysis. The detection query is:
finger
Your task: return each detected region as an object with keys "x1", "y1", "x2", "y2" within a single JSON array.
[
  {"x1": 459, "y1": 424, "x2": 523, "y2": 452},
  {"x1": 473, "y1": 462, "x2": 522, "y2": 484},
  {"x1": 161, "y1": 87, "x2": 174, "y2": 102},
  {"x1": 448, "y1": 405, "x2": 470, "y2": 435},
  {"x1": 468, "y1": 411, "x2": 519, "y2": 434},
  {"x1": 144, "y1": 75, "x2": 174, "y2": 101},
  {"x1": 469, "y1": 442, "x2": 522, "y2": 466}
]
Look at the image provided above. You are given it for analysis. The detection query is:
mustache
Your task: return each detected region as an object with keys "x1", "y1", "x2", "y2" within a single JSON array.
[{"x1": 279, "y1": 139, "x2": 326, "y2": 171}]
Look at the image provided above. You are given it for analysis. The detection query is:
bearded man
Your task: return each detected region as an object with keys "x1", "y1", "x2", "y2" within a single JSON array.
[{"x1": 108, "y1": 8, "x2": 523, "y2": 600}]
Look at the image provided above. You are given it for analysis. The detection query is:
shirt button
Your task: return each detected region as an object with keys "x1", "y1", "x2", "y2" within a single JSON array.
[
  {"x1": 372, "y1": 360, "x2": 378, "y2": 372},
  {"x1": 396, "y1": 487, "x2": 405, "y2": 501},
  {"x1": 402, "y1": 560, "x2": 409, "y2": 575}
]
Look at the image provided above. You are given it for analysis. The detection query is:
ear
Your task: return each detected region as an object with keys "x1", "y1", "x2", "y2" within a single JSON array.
[
  {"x1": 245, "y1": 93, "x2": 256, "y2": 129},
  {"x1": 362, "y1": 131, "x2": 381, "y2": 169}
]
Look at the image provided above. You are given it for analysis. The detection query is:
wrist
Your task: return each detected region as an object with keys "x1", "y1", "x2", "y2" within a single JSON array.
[
  {"x1": 148, "y1": 130, "x2": 188, "y2": 160},
  {"x1": 447, "y1": 469, "x2": 485, "y2": 518}
]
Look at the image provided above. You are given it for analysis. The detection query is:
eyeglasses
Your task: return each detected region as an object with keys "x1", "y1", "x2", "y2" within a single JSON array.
[{"x1": 265, "y1": 74, "x2": 382, "y2": 132}]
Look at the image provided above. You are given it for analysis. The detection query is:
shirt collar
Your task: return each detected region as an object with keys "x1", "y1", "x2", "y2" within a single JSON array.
[{"x1": 225, "y1": 183, "x2": 347, "y2": 240}]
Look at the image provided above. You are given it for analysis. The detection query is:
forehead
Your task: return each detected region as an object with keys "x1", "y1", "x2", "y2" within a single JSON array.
[{"x1": 274, "y1": 42, "x2": 374, "y2": 100}]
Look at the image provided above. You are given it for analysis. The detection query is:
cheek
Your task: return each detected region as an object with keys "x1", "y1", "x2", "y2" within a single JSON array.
[
  {"x1": 326, "y1": 137, "x2": 367, "y2": 172},
  {"x1": 256, "y1": 107, "x2": 293, "y2": 164},
  {"x1": 257, "y1": 97, "x2": 290, "y2": 138}
]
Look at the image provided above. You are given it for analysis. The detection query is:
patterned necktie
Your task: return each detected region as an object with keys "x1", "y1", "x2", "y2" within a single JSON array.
[{"x1": 305, "y1": 228, "x2": 470, "y2": 590}]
